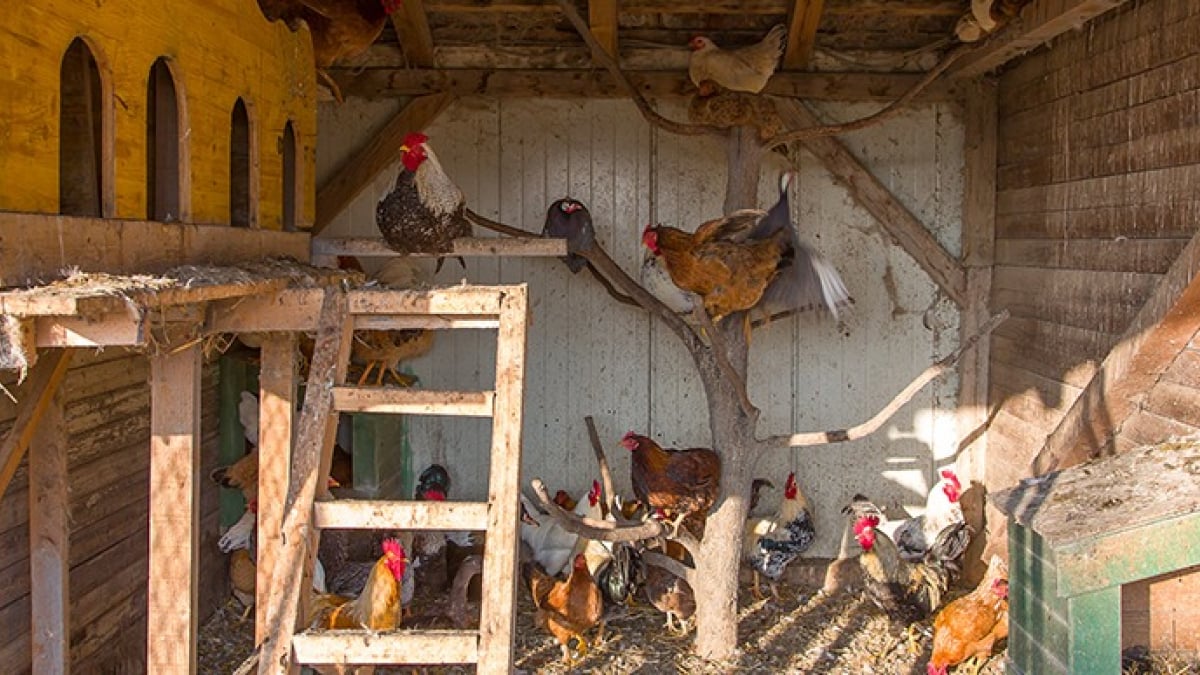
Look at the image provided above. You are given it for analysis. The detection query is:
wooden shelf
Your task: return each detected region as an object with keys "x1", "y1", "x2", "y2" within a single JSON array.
[
  {"x1": 313, "y1": 500, "x2": 489, "y2": 530},
  {"x1": 313, "y1": 236, "x2": 567, "y2": 259},
  {"x1": 332, "y1": 387, "x2": 495, "y2": 416},
  {"x1": 292, "y1": 630, "x2": 479, "y2": 665}
]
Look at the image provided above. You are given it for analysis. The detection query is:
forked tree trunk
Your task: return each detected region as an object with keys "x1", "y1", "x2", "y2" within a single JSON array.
[{"x1": 690, "y1": 126, "x2": 767, "y2": 661}]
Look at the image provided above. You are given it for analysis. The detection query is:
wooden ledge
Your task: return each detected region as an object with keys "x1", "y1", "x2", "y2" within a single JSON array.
[
  {"x1": 313, "y1": 236, "x2": 567, "y2": 259},
  {"x1": 292, "y1": 630, "x2": 479, "y2": 665}
]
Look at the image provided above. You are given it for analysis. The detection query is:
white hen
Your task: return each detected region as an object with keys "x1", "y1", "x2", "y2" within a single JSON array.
[{"x1": 520, "y1": 481, "x2": 603, "y2": 576}]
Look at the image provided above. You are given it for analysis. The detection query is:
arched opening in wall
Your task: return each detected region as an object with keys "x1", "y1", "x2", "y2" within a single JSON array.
[
  {"x1": 281, "y1": 120, "x2": 298, "y2": 232},
  {"x1": 230, "y1": 98, "x2": 251, "y2": 227},
  {"x1": 59, "y1": 38, "x2": 105, "y2": 217},
  {"x1": 146, "y1": 58, "x2": 181, "y2": 221}
]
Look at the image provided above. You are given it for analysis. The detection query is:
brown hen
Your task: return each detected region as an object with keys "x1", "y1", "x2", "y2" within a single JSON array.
[
  {"x1": 620, "y1": 432, "x2": 720, "y2": 539},
  {"x1": 928, "y1": 556, "x2": 1009, "y2": 675},
  {"x1": 526, "y1": 553, "x2": 605, "y2": 664}
]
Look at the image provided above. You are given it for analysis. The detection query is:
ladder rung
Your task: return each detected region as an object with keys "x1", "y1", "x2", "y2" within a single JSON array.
[
  {"x1": 314, "y1": 500, "x2": 489, "y2": 531},
  {"x1": 332, "y1": 387, "x2": 495, "y2": 416},
  {"x1": 353, "y1": 314, "x2": 500, "y2": 330},
  {"x1": 292, "y1": 629, "x2": 479, "y2": 665}
]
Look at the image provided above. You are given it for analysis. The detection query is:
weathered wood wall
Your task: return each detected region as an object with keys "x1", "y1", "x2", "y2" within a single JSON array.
[
  {"x1": 990, "y1": 0, "x2": 1200, "y2": 491},
  {"x1": 0, "y1": 0, "x2": 317, "y2": 228},
  {"x1": 991, "y1": 0, "x2": 1200, "y2": 650},
  {"x1": 0, "y1": 351, "x2": 224, "y2": 673},
  {"x1": 318, "y1": 96, "x2": 966, "y2": 558}
]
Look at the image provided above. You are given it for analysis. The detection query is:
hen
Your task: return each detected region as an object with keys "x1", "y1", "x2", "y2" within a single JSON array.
[
  {"x1": 520, "y1": 480, "x2": 603, "y2": 577},
  {"x1": 526, "y1": 553, "x2": 605, "y2": 664},
  {"x1": 928, "y1": 556, "x2": 1009, "y2": 675},
  {"x1": 688, "y1": 24, "x2": 786, "y2": 97},
  {"x1": 310, "y1": 538, "x2": 407, "y2": 630},
  {"x1": 743, "y1": 472, "x2": 816, "y2": 601},
  {"x1": 542, "y1": 198, "x2": 596, "y2": 273},
  {"x1": 852, "y1": 514, "x2": 967, "y2": 621},
  {"x1": 620, "y1": 432, "x2": 720, "y2": 539},
  {"x1": 643, "y1": 562, "x2": 695, "y2": 635},
  {"x1": 844, "y1": 469, "x2": 967, "y2": 567},
  {"x1": 375, "y1": 132, "x2": 473, "y2": 272}
]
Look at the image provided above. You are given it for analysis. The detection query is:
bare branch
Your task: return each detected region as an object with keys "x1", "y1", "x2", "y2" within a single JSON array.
[
  {"x1": 577, "y1": 246, "x2": 704, "y2": 350},
  {"x1": 761, "y1": 45, "x2": 971, "y2": 149},
  {"x1": 465, "y1": 208, "x2": 538, "y2": 239},
  {"x1": 530, "y1": 478, "x2": 666, "y2": 542},
  {"x1": 584, "y1": 415, "x2": 624, "y2": 523},
  {"x1": 762, "y1": 310, "x2": 1010, "y2": 447},
  {"x1": 551, "y1": 0, "x2": 724, "y2": 137},
  {"x1": 586, "y1": 263, "x2": 640, "y2": 308}
]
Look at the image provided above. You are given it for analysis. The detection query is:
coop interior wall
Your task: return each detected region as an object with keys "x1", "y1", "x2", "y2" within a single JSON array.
[
  {"x1": 318, "y1": 96, "x2": 965, "y2": 558},
  {"x1": 988, "y1": 0, "x2": 1200, "y2": 492},
  {"x1": 0, "y1": 352, "x2": 225, "y2": 674}
]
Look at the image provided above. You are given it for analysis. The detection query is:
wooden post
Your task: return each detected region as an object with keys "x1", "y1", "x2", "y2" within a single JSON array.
[
  {"x1": 29, "y1": 371, "x2": 69, "y2": 674},
  {"x1": 476, "y1": 286, "x2": 527, "y2": 675},
  {"x1": 1069, "y1": 586, "x2": 1122, "y2": 674},
  {"x1": 256, "y1": 334, "x2": 297, "y2": 644},
  {"x1": 147, "y1": 344, "x2": 203, "y2": 674}
]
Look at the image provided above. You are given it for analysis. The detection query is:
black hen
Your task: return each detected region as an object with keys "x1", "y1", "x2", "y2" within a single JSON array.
[
  {"x1": 749, "y1": 172, "x2": 853, "y2": 322},
  {"x1": 415, "y1": 463, "x2": 451, "y2": 501},
  {"x1": 542, "y1": 198, "x2": 595, "y2": 273},
  {"x1": 376, "y1": 132, "x2": 472, "y2": 273}
]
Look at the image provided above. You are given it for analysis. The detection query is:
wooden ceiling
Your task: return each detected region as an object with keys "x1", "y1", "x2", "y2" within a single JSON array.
[{"x1": 333, "y1": 0, "x2": 973, "y2": 98}]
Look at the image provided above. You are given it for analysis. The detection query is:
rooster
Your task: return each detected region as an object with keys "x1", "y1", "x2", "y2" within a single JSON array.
[
  {"x1": 743, "y1": 472, "x2": 816, "y2": 601},
  {"x1": 526, "y1": 553, "x2": 605, "y2": 664},
  {"x1": 620, "y1": 432, "x2": 720, "y2": 539},
  {"x1": 929, "y1": 556, "x2": 1010, "y2": 675},
  {"x1": 310, "y1": 538, "x2": 407, "y2": 630},
  {"x1": 688, "y1": 24, "x2": 786, "y2": 97},
  {"x1": 375, "y1": 132, "x2": 473, "y2": 272},
  {"x1": 542, "y1": 198, "x2": 595, "y2": 273},
  {"x1": 257, "y1": 0, "x2": 402, "y2": 102},
  {"x1": 844, "y1": 469, "x2": 967, "y2": 567},
  {"x1": 852, "y1": 514, "x2": 966, "y2": 621}
]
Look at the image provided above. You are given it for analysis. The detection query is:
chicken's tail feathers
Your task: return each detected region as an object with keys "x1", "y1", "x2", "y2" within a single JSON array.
[{"x1": 925, "y1": 521, "x2": 973, "y2": 574}]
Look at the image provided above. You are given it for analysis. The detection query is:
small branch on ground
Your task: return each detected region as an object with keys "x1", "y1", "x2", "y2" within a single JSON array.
[{"x1": 761, "y1": 309, "x2": 1010, "y2": 447}]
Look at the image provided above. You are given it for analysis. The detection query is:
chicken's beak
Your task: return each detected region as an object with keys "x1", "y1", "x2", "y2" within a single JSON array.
[{"x1": 399, "y1": 144, "x2": 410, "y2": 154}]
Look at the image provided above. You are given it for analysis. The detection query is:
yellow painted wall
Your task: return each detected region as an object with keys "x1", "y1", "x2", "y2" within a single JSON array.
[{"x1": 0, "y1": 0, "x2": 317, "y2": 229}]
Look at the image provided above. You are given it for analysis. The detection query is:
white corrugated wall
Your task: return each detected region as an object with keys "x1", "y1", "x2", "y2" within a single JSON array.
[{"x1": 317, "y1": 97, "x2": 964, "y2": 557}]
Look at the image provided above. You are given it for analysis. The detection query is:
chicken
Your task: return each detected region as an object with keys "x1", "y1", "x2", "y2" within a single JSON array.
[
  {"x1": 957, "y1": 0, "x2": 1032, "y2": 41},
  {"x1": 526, "y1": 553, "x2": 605, "y2": 663},
  {"x1": 375, "y1": 132, "x2": 473, "y2": 273},
  {"x1": 260, "y1": 0, "x2": 401, "y2": 102},
  {"x1": 543, "y1": 198, "x2": 596, "y2": 273},
  {"x1": 688, "y1": 24, "x2": 786, "y2": 97},
  {"x1": 620, "y1": 432, "x2": 720, "y2": 539},
  {"x1": 844, "y1": 469, "x2": 966, "y2": 566},
  {"x1": 520, "y1": 481, "x2": 602, "y2": 577},
  {"x1": 596, "y1": 541, "x2": 644, "y2": 607},
  {"x1": 749, "y1": 172, "x2": 853, "y2": 324},
  {"x1": 416, "y1": 463, "x2": 451, "y2": 501},
  {"x1": 928, "y1": 556, "x2": 1009, "y2": 675},
  {"x1": 221, "y1": 501, "x2": 328, "y2": 620},
  {"x1": 744, "y1": 472, "x2": 816, "y2": 601},
  {"x1": 852, "y1": 514, "x2": 961, "y2": 621},
  {"x1": 643, "y1": 563, "x2": 695, "y2": 635},
  {"x1": 642, "y1": 212, "x2": 787, "y2": 326},
  {"x1": 211, "y1": 449, "x2": 259, "y2": 502},
  {"x1": 311, "y1": 538, "x2": 407, "y2": 630},
  {"x1": 552, "y1": 489, "x2": 578, "y2": 511},
  {"x1": 640, "y1": 252, "x2": 697, "y2": 315},
  {"x1": 336, "y1": 255, "x2": 435, "y2": 387}
]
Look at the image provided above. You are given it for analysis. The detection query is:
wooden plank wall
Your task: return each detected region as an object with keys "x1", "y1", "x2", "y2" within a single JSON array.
[
  {"x1": 0, "y1": 352, "x2": 223, "y2": 673},
  {"x1": 989, "y1": 0, "x2": 1200, "y2": 491},
  {"x1": 317, "y1": 96, "x2": 966, "y2": 558}
]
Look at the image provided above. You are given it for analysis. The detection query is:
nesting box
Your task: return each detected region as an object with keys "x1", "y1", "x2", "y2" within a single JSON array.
[{"x1": 994, "y1": 439, "x2": 1200, "y2": 674}]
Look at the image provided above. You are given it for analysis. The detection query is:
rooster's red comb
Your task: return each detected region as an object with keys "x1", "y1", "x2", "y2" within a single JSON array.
[
  {"x1": 381, "y1": 538, "x2": 405, "y2": 558},
  {"x1": 853, "y1": 515, "x2": 880, "y2": 536},
  {"x1": 401, "y1": 132, "x2": 428, "y2": 150}
]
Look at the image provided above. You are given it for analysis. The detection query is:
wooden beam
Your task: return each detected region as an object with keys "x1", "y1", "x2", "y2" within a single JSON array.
[
  {"x1": 291, "y1": 630, "x2": 478, "y2": 665},
  {"x1": 425, "y1": 0, "x2": 964, "y2": 15},
  {"x1": 776, "y1": 100, "x2": 968, "y2": 306},
  {"x1": 782, "y1": 0, "x2": 826, "y2": 70},
  {"x1": 948, "y1": 0, "x2": 1132, "y2": 79},
  {"x1": 1033, "y1": 226, "x2": 1200, "y2": 474},
  {"x1": 255, "y1": 334, "x2": 297, "y2": 644},
  {"x1": 392, "y1": 0, "x2": 436, "y2": 67},
  {"x1": 588, "y1": 0, "x2": 619, "y2": 62},
  {"x1": 0, "y1": 349, "x2": 73, "y2": 499},
  {"x1": 312, "y1": 236, "x2": 567, "y2": 258},
  {"x1": 259, "y1": 290, "x2": 352, "y2": 675},
  {"x1": 313, "y1": 500, "x2": 489, "y2": 530},
  {"x1": 147, "y1": 344, "x2": 202, "y2": 673},
  {"x1": 333, "y1": 387, "x2": 495, "y2": 416},
  {"x1": 314, "y1": 93, "x2": 454, "y2": 234},
  {"x1": 476, "y1": 286, "x2": 527, "y2": 674},
  {"x1": 342, "y1": 68, "x2": 961, "y2": 102},
  {"x1": 0, "y1": 213, "x2": 310, "y2": 287},
  {"x1": 28, "y1": 376, "x2": 68, "y2": 675}
]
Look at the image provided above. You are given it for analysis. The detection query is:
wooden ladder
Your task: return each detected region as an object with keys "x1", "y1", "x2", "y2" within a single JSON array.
[{"x1": 257, "y1": 284, "x2": 528, "y2": 675}]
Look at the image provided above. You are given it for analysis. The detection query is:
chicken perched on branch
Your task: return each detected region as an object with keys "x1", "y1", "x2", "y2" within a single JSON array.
[
  {"x1": 743, "y1": 472, "x2": 816, "y2": 601},
  {"x1": 376, "y1": 132, "x2": 473, "y2": 272},
  {"x1": 688, "y1": 24, "x2": 786, "y2": 97},
  {"x1": 929, "y1": 556, "x2": 1009, "y2": 675},
  {"x1": 543, "y1": 198, "x2": 596, "y2": 273},
  {"x1": 621, "y1": 432, "x2": 720, "y2": 539},
  {"x1": 310, "y1": 538, "x2": 407, "y2": 630},
  {"x1": 525, "y1": 553, "x2": 605, "y2": 664}
]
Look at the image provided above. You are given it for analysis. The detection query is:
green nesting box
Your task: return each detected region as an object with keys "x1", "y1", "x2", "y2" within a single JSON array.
[{"x1": 994, "y1": 439, "x2": 1200, "y2": 674}]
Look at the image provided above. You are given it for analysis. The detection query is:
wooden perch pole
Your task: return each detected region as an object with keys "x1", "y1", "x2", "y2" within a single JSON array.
[{"x1": 584, "y1": 415, "x2": 622, "y2": 522}]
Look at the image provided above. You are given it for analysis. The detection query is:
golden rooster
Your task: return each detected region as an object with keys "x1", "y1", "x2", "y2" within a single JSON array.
[
  {"x1": 310, "y1": 538, "x2": 407, "y2": 630},
  {"x1": 688, "y1": 24, "x2": 786, "y2": 97}
]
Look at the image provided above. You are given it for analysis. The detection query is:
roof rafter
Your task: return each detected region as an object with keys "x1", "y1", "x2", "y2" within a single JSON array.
[
  {"x1": 391, "y1": 0, "x2": 436, "y2": 67},
  {"x1": 588, "y1": 0, "x2": 619, "y2": 62},
  {"x1": 782, "y1": 0, "x2": 825, "y2": 70}
]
